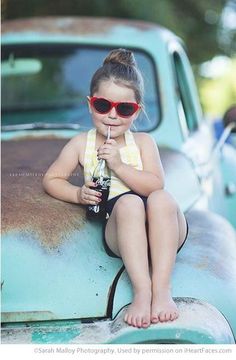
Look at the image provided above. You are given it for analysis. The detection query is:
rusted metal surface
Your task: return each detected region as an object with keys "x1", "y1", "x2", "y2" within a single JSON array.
[
  {"x1": 1, "y1": 16, "x2": 158, "y2": 36},
  {"x1": 1, "y1": 138, "x2": 85, "y2": 248},
  {"x1": 2, "y1": 137, "x2": 125, "y2": 322},
  {"x1": 2, "y1": 311, "x2": 57, "y2": 323},
  {"x1": 1, "y1": 141, "x2": 200, "y2": 248}
]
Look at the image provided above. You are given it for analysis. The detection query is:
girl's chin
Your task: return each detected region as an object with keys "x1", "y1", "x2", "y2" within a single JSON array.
[
  {"x1": 98, "y1": 126, "x2": 121, "y2": 137},
  {"x1": 96, "y1": 128, "x2": 109, "y2": 139},
  {"x1": 107, "y1": 127, "x2": 122, "y2": 138}
]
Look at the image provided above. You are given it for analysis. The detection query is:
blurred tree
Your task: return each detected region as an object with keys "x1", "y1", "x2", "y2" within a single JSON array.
[
  {"x1": 198, "y1": 56, "x2": 236, "y2": 117},
  {"x1": 1, "y1": 0, "x2": 7, "y2": 20},
  {"x1": 218, "y1": 0, "x2": 236, "y2": 56},
  {"x1": 2, "y1": 0, "x2": 230, "y2": 64}
]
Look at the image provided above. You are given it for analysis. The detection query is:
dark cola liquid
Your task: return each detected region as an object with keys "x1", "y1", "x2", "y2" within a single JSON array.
[{"x1": 86, "y1": 177, "x2": 110, "y2": 220}]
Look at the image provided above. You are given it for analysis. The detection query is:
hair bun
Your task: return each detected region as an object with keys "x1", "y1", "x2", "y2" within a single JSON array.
[{"x1": 103, "y1": 48, "x2": 136, "y2": 67}]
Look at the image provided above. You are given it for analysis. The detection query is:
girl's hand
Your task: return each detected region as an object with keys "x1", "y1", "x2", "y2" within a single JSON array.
[
  {"x1": 77, "y1": 182, "x2": 102, "y2": 205},
  {"x1": 97, "y1": 139, "x2": 122, "y2": 171}
]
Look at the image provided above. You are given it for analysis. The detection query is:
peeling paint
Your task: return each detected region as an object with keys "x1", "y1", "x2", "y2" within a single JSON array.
[
  {"x1": 69, "y1": 298, "x2": 234, "y2": 344},
  {"x1": 2, "y1": 311, "x2": 57, "y2": 323},
  {"x1": 2, "y1": 138, "x2": 85, "y2": 248},
  {"x1": 1, "y1": 17, "x2": 158, "y2": 37}
]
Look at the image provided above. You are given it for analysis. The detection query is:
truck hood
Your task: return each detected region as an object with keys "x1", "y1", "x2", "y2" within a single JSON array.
[{"x1": 1, "y1": 136, "x2": 201, "y2": 322}]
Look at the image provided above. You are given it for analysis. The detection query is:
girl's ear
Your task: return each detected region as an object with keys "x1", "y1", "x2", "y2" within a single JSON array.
[{"x1": 87, "y1": 96, "x2": 92, "y2": 113}]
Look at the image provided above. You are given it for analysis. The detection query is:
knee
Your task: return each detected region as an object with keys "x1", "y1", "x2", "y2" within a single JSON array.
[
  {"x1": 114, "y1": 194, "x2": 145, "y2": 219},
  {"x1": 147, "y1": 189, "x2": 178, "y2": 216}
]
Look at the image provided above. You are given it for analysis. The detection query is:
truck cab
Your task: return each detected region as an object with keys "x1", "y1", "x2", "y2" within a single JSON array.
[{"x1": 1, "y1": 17, "x2": 236, "y2": 344}]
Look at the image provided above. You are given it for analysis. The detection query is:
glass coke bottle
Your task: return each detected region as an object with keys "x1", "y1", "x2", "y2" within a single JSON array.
[{"x1": 86, "y1": 158, "x2": 111, "y2": 221}]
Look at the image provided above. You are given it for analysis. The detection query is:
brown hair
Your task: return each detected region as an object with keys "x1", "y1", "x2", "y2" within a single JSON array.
[{"x1": 90, "y1": 48, "x2": 144, "y2": 104}]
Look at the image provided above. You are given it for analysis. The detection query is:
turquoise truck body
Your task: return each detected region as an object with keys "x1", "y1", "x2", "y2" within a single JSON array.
[{"x1": 1, "y1": 17, "x2": 236, "y2": 344}]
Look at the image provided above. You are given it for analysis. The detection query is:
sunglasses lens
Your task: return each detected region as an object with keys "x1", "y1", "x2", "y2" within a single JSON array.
[
  {"x1": 91, "y1": 97, "x2": 139, "y2": 117},
  {"x1": 93, "y1": 98, "x2": 111, "y2": 114},
  {"x1": 117, "y1": 103, "x2": 137, "y2": 117}
]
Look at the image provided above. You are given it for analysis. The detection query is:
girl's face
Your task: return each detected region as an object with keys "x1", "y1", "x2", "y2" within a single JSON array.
[{"x1": 88, "y1": 80, "x2": 140, "y2": 140}]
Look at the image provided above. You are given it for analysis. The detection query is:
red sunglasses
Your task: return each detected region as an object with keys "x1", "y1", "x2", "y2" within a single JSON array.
[{"x1": 89, "y1": 97, "x2": 140, "y2": 118}]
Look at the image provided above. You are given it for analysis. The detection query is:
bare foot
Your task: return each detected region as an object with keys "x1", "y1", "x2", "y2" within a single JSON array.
[
  {"x1": 124, "y1": 288, "x2": 151, "y2": 328},
  {"x1": 151, "y1": 288, "x2": 179, "y2": 323}
]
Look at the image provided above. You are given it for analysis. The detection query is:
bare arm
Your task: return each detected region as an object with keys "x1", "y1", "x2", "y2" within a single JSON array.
[
  {"x1": 43, "y1": 134, "x2": 101, "y2": 205},
  {"x1": 98, "y1": 133, "x2": 165, "y2": 196},
  {"x1": 42, "y1": 136, "x2": 82, "y2": 203}
]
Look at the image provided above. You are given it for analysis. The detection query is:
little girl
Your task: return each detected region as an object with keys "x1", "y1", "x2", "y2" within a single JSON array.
[{"x1": 43, "y1": 48, "x2": 188, "y2": 329}]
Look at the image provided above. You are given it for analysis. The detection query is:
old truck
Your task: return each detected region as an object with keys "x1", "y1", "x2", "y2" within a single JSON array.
[{"x1": 1, "y1": 17, "x2": 236, "y2": 344}]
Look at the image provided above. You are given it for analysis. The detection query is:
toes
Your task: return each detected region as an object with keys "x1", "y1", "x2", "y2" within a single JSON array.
[
  {"x1": 174, "y1": 311, "x2": 179, "y2": 320},
  {"x1": 131, "y1": 316, "x2": 137, "y2": 327},
  {"x1": 136, "y1": 316, "x2": 142, "y2": 328},
  {"x1": 128, "y1": 315, "x2": 133, "y2": 326},
  {"x1": 129, "y1": 315, "x2": 137, "y2": 327},
  {"x1": 165, "y1": 311, "x2": 171, "y2": 321},
  {"x1": 170, "y1": 311, "x2": 179, "y2": 321},
  {"x1": 159, "y1": 311, "x2": 166, "y2": 322},
  {"x1": 151, "y1": 315, "x2": 159, "y2": 324},
  {"x1": 151, "y1": 310, "x2": 180, "y2": 323},
  {"x1": 124, "y1": 313, "x2": 133, "y2": 326},
  {"x1": 124, "y1": 313, "x2": 150, "y2": 328},
  {"x1": 142, "y1": 318, "x2": 150, "y2": 328},
  {"x1": 124, "y1": 304, "x2": 151, "y2": 328}
]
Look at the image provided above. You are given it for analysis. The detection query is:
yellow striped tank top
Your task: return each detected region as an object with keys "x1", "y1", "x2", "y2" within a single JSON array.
[{"x1": 84, "y1": 128, "x2": 143, "y2": 200}]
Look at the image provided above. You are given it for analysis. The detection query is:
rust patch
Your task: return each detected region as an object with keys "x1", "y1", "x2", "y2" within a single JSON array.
[
  {"x1": 2, "y1": 311, "x2": 57, "y2": 323},
  {"x1": 1, "y1": 16, "x2": 157, "y2": 36},
  {"x1": 2, "y1": 138, "x2": 86, "y2": 248}
]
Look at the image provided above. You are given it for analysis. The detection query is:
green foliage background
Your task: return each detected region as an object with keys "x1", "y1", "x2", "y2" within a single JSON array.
[
  {"x1": 2, "y1": 0, "x2": 230, "y2": 64},
  {"x1": 2, "y1": 0, "x2": 235, "y2": 116}
]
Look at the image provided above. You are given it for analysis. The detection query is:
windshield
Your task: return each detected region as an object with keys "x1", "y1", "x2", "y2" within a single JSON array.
[{"x1": 1, "y1": 44, "x2": 160, "y2": 131}]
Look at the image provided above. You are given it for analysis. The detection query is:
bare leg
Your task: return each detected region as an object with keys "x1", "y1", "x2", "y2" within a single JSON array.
[
  {"x1": 105, "y1": 194, "x2": 151, "y2": 328},
  {"x1": 147, "y1": 190, "x2": 187, "y2": 323}
]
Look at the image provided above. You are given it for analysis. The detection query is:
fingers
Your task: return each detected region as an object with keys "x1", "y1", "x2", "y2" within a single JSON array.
[
  {"x1": 79, "y1": 184, "x2": 102, "y2": 205},
  {"x1": 97, "y1": 143, "x2": 116, "y2": 160},
  {"x1": 105, "y1": 139, "x2": 116, "y2": 145},
  {"x1": 97, "y1": 148, "x2": 111, "y2": 157},
  {"x1": 98, "y1": 139, "x2": 117, "y2": 153},
  {"x1": 98, "y1": 144, "x2": 112, "y2": 153},
  {"x1": 97, "y1": 140, "x2": 121, "y2": 170},
  {"x1": 86, "y1": 181, "x2": 96, "y2": 188}
]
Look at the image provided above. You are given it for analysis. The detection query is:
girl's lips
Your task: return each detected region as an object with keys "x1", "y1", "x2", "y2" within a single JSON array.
[{"x1": 105, "y1": 124, "x2": 120, "y2": 127}]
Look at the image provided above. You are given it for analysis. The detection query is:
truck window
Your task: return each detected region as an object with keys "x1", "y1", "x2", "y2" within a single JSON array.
[
  {"x1": 1, "y1": 45, "x2": 160, "y2": 132},
  {"x1": 172, "y1": 50, "x2": 198, "y2": 135}
]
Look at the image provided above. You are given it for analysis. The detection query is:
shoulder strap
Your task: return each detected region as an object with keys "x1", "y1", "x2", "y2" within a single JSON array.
[
  {"x1": 124, "y1": 130, "x2": 136, "y2": 146},
  {"x1": 88, "y1": 128, "x2": 96, "y2": 147},
  {"x1": 84, "y1": 128, "x2": 96, "y2": 167},
  {"x1": 86, "y1": 128, "x2": 96, "y2": 149},
  {"x1": 123, "y1": 130, "x2": 143, "y2": 170}
]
